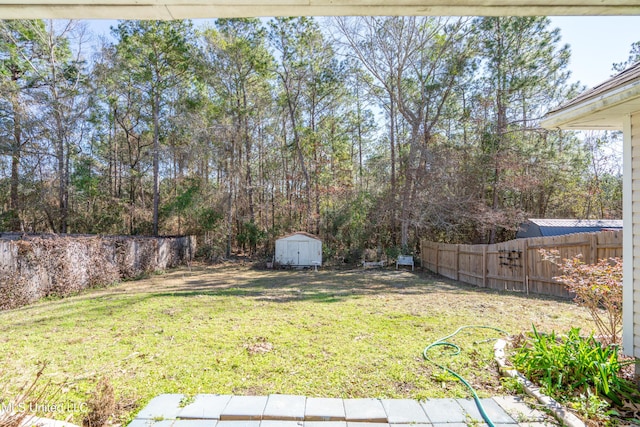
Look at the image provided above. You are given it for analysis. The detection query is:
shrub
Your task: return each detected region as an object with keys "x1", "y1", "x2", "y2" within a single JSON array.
[
  {"x1": 82, "y1": 377, "x2": 115, "y2": 427},
  {"x1": 0, "y1": 364, "x2": 61, "y2": 427},
  {"x1": 512, "y1": 326, "x2": 639, "y2": 422},
  {"x1": 541, "y1": 249, "x2": 622, "y2": 345}
]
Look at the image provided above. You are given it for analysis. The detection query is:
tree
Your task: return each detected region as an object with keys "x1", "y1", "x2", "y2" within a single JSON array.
[
  {"x1": 474, "y1": 17, "x2": 575, "y2": 242},
  {"x1": 92, "y1": 40, "x2": 152, "y2": 234},
  {"x1": 268, "y1": 17, "x2": 316, "y2": 231},
  {"x1": 202, "y1": 18, "x2": 272, "y2": 254},
  {"x1": 337, "y1": 16, "x2": 476, "y2": 249},
  {"x1": 38, "y1": 20, "x2": 91, "y2": 233},
  {"x1": 113, "y1": 20, "x2": 195, "y2": 235},
  {"x1": 0, "y1": 20, "x2": 46, "y2": 231},
  {"x1": 612, "y1": 40, "x2": 640, "y2": 73}
]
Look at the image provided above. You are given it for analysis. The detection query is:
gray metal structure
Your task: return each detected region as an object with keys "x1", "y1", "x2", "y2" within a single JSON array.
[{"x1": 516, "y1": 218, "x2": 622, "y2": 238}]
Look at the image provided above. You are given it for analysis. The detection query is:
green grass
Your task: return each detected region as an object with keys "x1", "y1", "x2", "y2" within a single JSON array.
[{"x1": 0, "y1": 264, "x2": 595, "y2": 424}]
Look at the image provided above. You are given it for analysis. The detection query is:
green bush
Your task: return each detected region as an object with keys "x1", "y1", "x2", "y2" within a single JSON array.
[{"x1": 512, "y1": 326, "x2": 639, "y2": 421}]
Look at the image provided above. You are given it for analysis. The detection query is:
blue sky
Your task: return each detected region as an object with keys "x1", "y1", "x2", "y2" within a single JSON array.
[
  {"x1": 549, "y1": 16, "x2": 640, "y2": 88},
  {"x1": 86, "y1": 16, "x2": 640, "y2": 90}
]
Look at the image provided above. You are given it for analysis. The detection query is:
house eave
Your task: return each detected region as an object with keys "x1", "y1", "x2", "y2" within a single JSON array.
[
  {"x1": 4, "y1": 0, "x2": 640, "y2": 19},
  {"x1": 540, "y1": 82, "x2": 640, "y2": 131}
]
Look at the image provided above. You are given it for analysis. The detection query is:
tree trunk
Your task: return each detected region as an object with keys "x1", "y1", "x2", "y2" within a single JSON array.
[
  {"x1": 9, "y1": 93, "x2": 21, "y2": 231},
  {"x1": 389, "y1": 96, "x2": 397, "y2": 245},
  {"x1": 152, "y1": 87, "x2": 160, "y2": 236}
]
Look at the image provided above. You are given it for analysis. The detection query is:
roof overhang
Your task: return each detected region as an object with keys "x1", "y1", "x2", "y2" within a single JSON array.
[
  {"x1": 541, "y1": 81, "x2": 640, "y2": 130},
  {"x1": 3, "y1": 0, "x2": 640, "y2": 19}
]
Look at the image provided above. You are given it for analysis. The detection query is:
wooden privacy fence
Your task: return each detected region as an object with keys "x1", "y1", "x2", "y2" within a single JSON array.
[{"x1": 421, "y1": 230, "x2": 622, "y2": 298}]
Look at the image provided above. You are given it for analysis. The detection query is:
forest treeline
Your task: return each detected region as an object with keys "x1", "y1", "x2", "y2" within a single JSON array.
[{"x1": 0, "y1": 17, "x2": 633, "y2": 260}]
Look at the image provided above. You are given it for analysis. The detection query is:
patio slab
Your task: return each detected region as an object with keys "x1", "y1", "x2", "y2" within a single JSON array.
[
  {"x1": 135, "y1": 394, "x2": 185, "y2": 420},
  {"x1": 457, "y1": 398, "x2": 517, "y2": 424},
  {"x1": 178, "y1": 395, "x2": 232, "y2": 420},
  {"x1": 420, "y1": 398, "x2": 467, "y2": 423},
  {"x1": 128, "y1": 394, "x2": 554, "y2": 427},
  {"x1": 343, "y1": 398, "x2": 387, "y2": 423},
  {"x1": 380, "y1": 398, "x2": 429, "y2": 424},
  {"x1": 262, "y1": 394, "x2": 306, "y2": 421},
  {"x1": 304, "y1": 397, "x2": 346, "y2": 421},
  {"x1": 219, "y1": 396, "x2": 268, "y2": 421}
]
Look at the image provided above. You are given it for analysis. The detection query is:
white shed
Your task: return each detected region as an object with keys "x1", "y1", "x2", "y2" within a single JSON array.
[{"x1": 275, "y1": 232, "x2": 322, "y2": 267}]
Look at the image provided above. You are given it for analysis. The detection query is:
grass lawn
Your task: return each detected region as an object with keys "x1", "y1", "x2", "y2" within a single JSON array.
[{"x1": 0, "y1": 264, "x2": 595, "y2": 424}]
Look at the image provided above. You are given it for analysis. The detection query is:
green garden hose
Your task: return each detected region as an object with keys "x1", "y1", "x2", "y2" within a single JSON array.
[{"x1": 422, "y1": 325, "x2": 510, "y2": 427}]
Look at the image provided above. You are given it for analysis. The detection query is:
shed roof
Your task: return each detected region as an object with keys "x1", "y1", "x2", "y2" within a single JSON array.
[
  {"x1": 527, "y1": 218, "x2": 623, "y2": 228},
  {"x1": 541, "y1": 61, "x2": 640, "y2": 130},
  {"x1": 517, "y1": 218, "x2": 622, "y2": 238},
  {"x1": 277, "y1": 232, "x2": 322, "y2": 241}
]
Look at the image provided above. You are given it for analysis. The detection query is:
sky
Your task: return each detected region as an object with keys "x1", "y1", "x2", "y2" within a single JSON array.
[{"x1": 549, "y1": 16, "x2": 640, "y2": 88}]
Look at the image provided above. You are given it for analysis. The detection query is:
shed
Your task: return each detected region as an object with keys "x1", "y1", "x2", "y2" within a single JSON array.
[
  {"x1": 516, "y1": 218, "x2": 622, "y2": 239},
  {"x1": 275, "y1": 232, "x2": 322, "y2": 267},
  {"x1": 541, "y1": 61, "x2": 640, "y2": 360}
]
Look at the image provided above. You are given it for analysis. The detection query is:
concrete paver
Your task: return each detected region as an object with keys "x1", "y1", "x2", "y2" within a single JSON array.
[
  {"x1": 136, "y1": 394, "x2": 185, "y2": 420},
  {"x1": 216, "y1": 422, "x2": 260, "y2": 427},
  {"x1": 457, "y1": 398, "x2": 517, "y2": 424},
  {"x1": 304, "y1": 398, "x2": 345, "y2": 421},
  {"x1": 173, "y1": 421, "x2": 217, "y2": 427},
  {"x1": 420, "y1": 398, "x2": 467, "y2": 423},
  {"x1": 380, "y1": 398, "x2": 429, "y2": 424},
  {"x1": 262, "y1": 394, "x2": 306, "y2": 421},
  {"x1": 178, "y1": 394, "x2": 232, "y2": 420},
  {"x1": 517, "y1": 423, "x2": 559, "y2": 427},
  {"x1": 343, "y1": 398, "x2": 387, "y2": 423},
  {"x1": 303, "y1": 422, "x2": 347, "y2": 427},
  {"x1": 345, "y1": 423, "x2": 389, "y2": 427},
  {"x1": 493, "y1": 395, "x2": 549, "y2": 424},
  {"x1": 219, "y1": 396, "x2": 268, "y2": 421},
  {"x1": 129, "y1": 394, "x2": 552, "y2": 427},
  {"x1": 259, "y1": 421, "x2": 303, "y2": 426}
]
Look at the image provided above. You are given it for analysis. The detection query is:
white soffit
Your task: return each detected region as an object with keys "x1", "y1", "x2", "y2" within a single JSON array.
[{"x1": 1, "y1": 0, "x2": 640, "y2": 19}]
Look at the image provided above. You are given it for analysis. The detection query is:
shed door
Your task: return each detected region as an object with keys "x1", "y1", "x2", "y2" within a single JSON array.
[{"x1": 287, "y1": 240, "x2": 310, "y2": 265}]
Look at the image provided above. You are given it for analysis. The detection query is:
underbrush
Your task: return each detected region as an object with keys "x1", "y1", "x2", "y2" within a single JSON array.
[
  {"x1": 512, "y1": 327, "x2": 640, "y2": 426},
  {"x1": 1, "y1": 365, "x2": 119, "y2": 427},
  {"x1": 0, "y1": 364, "x2": 60, "y2": 427}
]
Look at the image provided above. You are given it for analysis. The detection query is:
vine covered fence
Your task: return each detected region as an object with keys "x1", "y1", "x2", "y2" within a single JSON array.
[{"x1": 0, "y1": 233, "x2": 196, "y2": 310}]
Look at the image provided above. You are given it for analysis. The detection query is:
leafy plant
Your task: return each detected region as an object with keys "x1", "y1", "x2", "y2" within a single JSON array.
[
  {"x1": 512, "y1": 326, "x2": 639, "y2": 414},
  {"x1": 541, "y1": 249, "x2": 622, "y2": 345},
  {"x1": 572, "y1": 391, "x2": 612, "y2": 422}
]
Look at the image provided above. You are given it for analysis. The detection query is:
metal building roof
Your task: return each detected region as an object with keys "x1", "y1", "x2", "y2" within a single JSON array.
[{"x1": 516, "y1": 218, "x2": 622, "y2": 238}]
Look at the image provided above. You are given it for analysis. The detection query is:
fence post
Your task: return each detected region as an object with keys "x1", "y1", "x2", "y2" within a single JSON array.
[
  {"x1": 522, "y1": 239, "x2": 529, "y2": 295},
  {"x1": 590, "y1": 233, "x2": 598, "y2": 264},
  {"x1": 482, "y1": 245, "x2": 487, "y2": 288},
  {"x1": 455, "y1": 244, "x2": 460, "y2": 281},
  {"x1": 435, "y1": 243, "x2": 439, "y2": 275}
]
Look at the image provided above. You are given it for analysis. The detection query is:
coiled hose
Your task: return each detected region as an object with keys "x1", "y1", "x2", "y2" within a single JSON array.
[{"x1": 422, "y1": 325, "x2": 510, "y2": 427}]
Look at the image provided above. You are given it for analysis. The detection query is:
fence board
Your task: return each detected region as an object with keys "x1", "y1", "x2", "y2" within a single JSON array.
[{"x1": 421, "y1": 230, "x2": 621, "y2": 299}]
